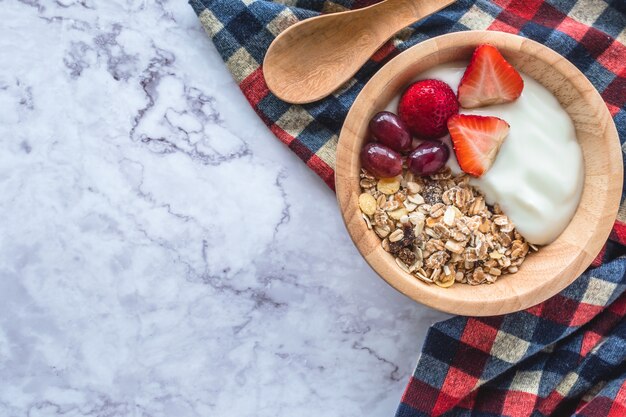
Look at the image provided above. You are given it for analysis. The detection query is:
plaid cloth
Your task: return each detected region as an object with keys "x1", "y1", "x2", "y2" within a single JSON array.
[{"x1": 189, "y1": 0, "x2": 626, "y2": 415}]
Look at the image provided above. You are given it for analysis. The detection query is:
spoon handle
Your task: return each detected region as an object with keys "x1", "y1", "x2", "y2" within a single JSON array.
[
  {"x1": 359, "y1": 0, "x2": 455, "y2": 52},
  {"x1": 370, "y1": 0, "x2": 455, "y2": 32}
]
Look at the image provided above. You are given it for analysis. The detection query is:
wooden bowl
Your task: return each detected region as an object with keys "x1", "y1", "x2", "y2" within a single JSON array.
[{"x1": 336, "y1": 31, "x2": 622, "y2": 316}]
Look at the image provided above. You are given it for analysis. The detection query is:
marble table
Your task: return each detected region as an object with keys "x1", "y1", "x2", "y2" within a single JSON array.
[{"x1": 0, "y1": 1, "x2": 450, "y2": 415}]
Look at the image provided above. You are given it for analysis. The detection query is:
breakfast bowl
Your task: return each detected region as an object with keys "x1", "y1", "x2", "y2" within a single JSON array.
[{"x1": 335, "y1": 30, "x2": 622, "y2": 316}]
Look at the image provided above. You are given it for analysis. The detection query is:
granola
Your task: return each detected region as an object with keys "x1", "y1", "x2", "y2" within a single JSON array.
[{"x1": 359, "y1": 167, "x2": 537, "y2": 287}]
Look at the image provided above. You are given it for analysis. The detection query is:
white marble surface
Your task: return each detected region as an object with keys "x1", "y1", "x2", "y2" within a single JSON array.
[{"x1": 0, "y1": 1, "x2": 450, "y2": 416}]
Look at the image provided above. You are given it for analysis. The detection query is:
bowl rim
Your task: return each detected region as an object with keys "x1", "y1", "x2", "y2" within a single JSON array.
[{"x1": 335, "y1": 30, "x2": 623, "y2": 316}]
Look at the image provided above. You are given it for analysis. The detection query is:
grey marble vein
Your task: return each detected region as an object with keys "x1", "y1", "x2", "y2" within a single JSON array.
[{"x1": 0, "y1": 1, "x2": 450, "y2": 416}]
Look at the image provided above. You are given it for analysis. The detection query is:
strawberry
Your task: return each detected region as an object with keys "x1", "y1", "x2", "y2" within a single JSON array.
[
  {"x1": 398, "y1": 79, "x2": 459, "y2": 139},
  {"x1": 457, "y1": 44, "x2": 524, "y2": 108},
  {"x1": 447, "y1": 114, "x2": 510, "y2": 177}
]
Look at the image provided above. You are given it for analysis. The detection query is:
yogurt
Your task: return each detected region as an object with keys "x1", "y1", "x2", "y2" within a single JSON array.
[{"x1": 386, "y1": 63, "x2": 584, "y2": 245}]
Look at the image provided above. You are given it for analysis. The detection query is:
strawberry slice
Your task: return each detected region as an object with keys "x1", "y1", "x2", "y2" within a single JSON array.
[
  {"x1": 457, "y1": 44, "x2": 524, "y2": 108},
  {"x1": 447, "y1": 114, "x2": 510, "y2": 177}
]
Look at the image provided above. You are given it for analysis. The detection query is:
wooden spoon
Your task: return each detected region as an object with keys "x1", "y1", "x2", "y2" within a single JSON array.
[{"x1": 263, "y1": 0, "x2": 456, "y2": 104}]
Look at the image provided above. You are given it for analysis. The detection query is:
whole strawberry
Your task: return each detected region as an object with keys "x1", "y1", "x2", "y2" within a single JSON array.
[{"x1": 398, "y1": 79, "x2": 459, "y2": 139}]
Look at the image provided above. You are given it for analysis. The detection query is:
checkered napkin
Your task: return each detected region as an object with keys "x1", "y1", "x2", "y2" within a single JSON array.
[{"x1": 190, "y1": 0, "x2": 626, "y2": 415}]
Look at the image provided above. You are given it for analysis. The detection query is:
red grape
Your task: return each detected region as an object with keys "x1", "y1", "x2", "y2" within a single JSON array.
[
  {"x1": 369, "y1": 111, "x2": 412, "y2": 153},
  {"x1": 360, "y1": 143, "x2": 402, "y2": 178},
  {"x1": 407, "y1": 140, "x2": 450, "y2": 176}
]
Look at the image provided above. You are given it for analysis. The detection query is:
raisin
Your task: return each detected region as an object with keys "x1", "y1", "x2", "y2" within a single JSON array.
[
  {"x1": 389, "y1": 224, "x2": 416, "y2": 254},
  {"x1": 397, "y1": 248, "x2": 416, "y2": 265}
]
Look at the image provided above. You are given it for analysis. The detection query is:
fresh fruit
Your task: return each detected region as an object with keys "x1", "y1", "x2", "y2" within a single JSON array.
[
  {"x1": 457, "y1": 44, "x2": 524, "y2": 108},
  {"x1": 398, "y1": 79, "x2": 459, "y2": 139},
  {"x1": 369, "y1": 111, "x2": 412, "y2": 153},
  {"x1": 407, "y1": 140, "x2": 450, "y2": 176},
  {"x1": 360, "y1": 143, "x2": 402, "y2": 178},
  {"x1": 447, "y1": 114, "x2": 510, "y2": 177}
]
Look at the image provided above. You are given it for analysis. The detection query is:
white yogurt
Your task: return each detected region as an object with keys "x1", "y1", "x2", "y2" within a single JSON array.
[{"x1": 386, "y1": 63, "x2": 584, "y2": 245}]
